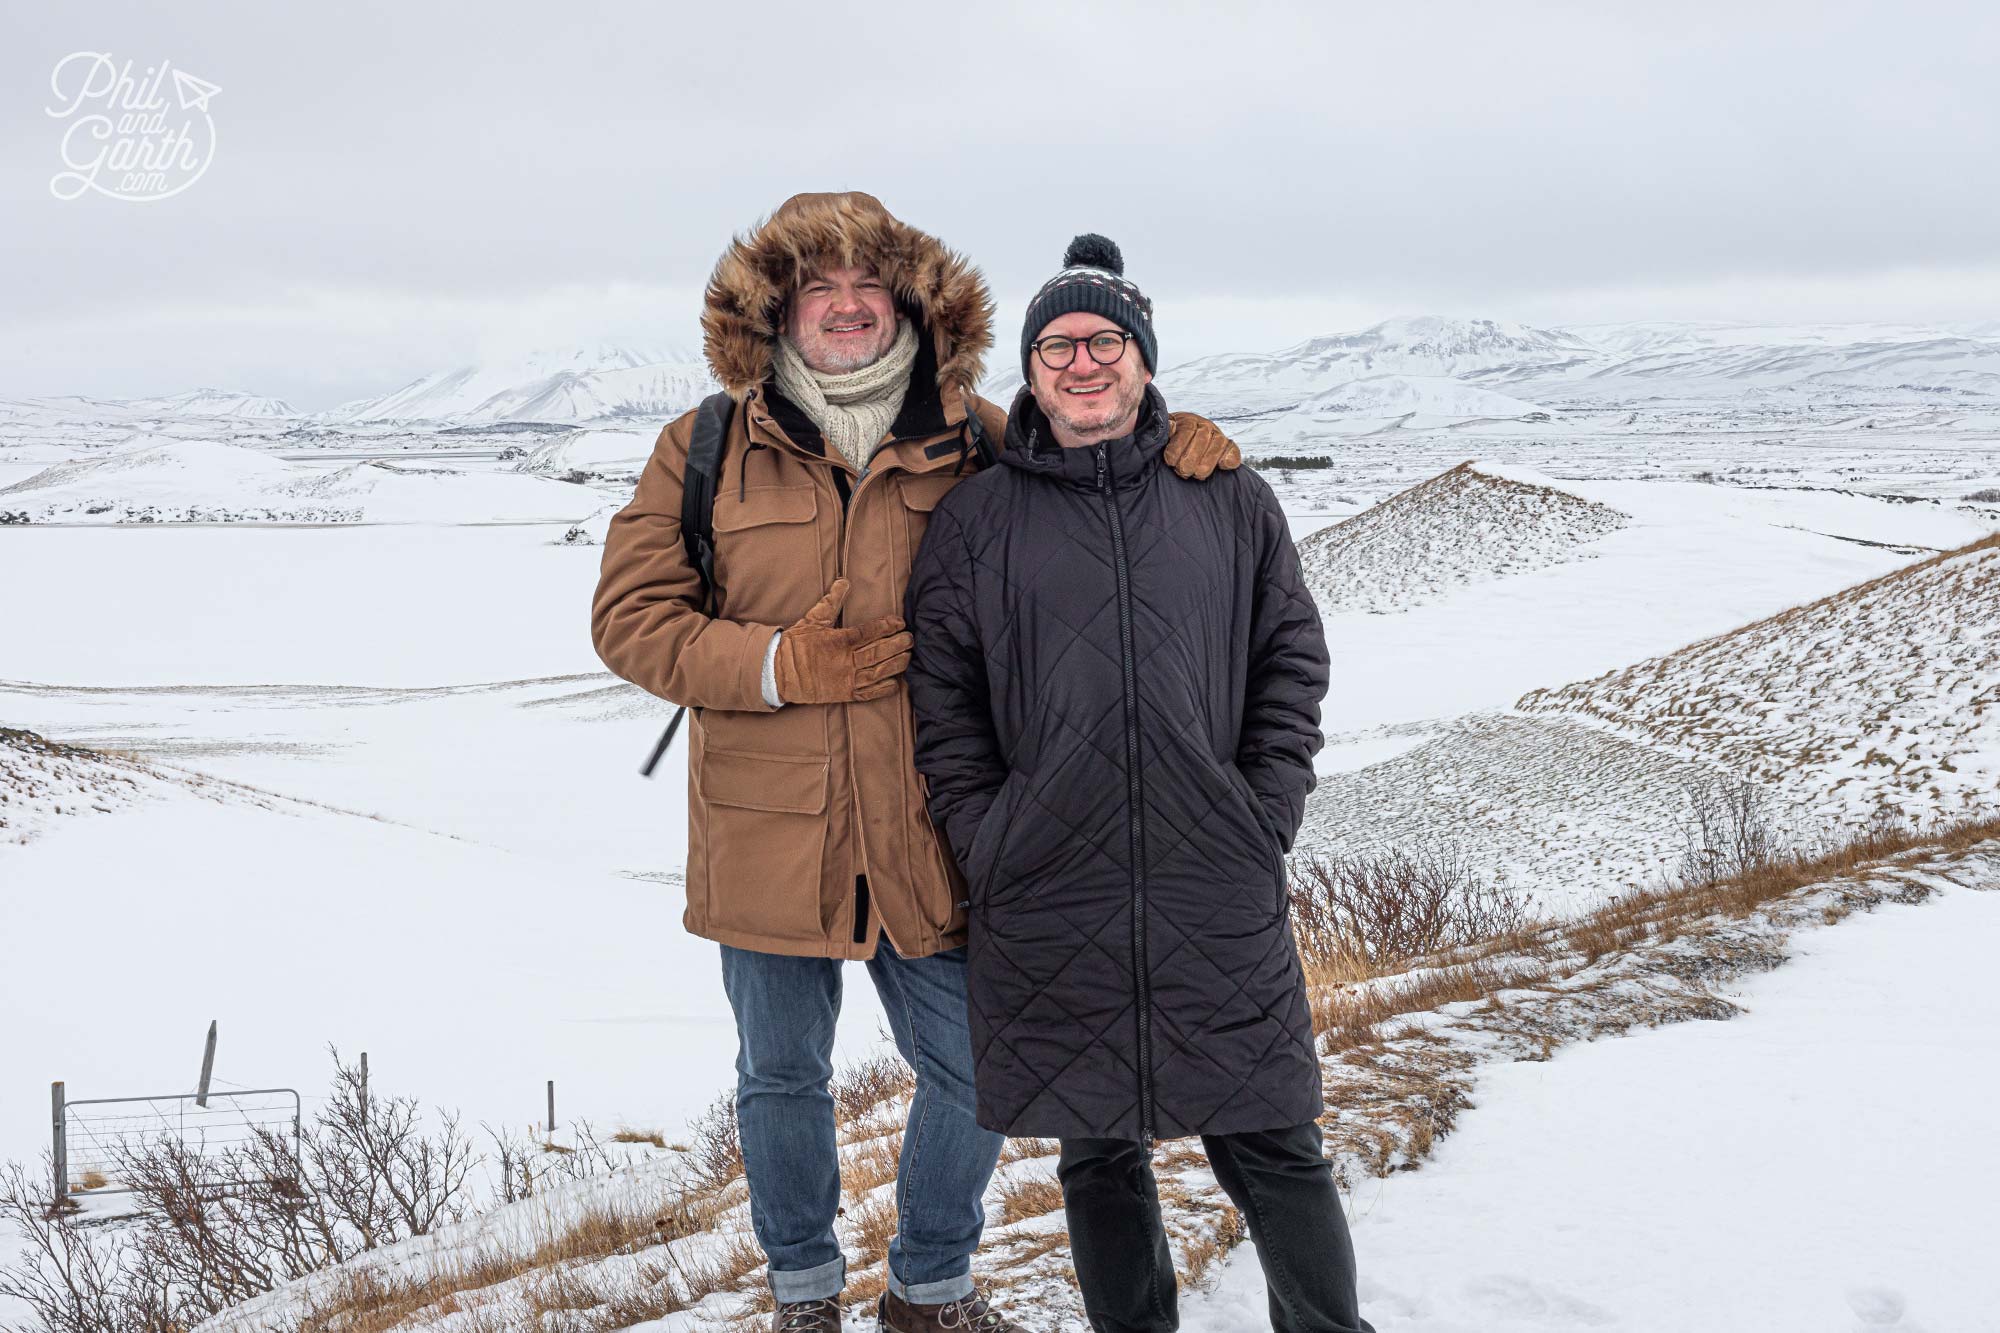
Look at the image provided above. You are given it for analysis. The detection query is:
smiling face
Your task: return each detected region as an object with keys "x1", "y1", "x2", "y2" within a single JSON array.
[
  {"x1": 1028, "y1": 310, "x2": 1152, "y2": 448},
  {"x1": 784, "y1": 263, "x2": 901, "y2": 374}
]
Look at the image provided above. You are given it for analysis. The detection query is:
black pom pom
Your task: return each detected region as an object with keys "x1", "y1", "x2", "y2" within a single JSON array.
[{"x1": 1063, "y1": 233, "x2": 1123, "y2": 274}]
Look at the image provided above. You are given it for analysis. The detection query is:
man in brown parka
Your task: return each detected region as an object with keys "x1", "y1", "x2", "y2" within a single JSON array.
[{"x1": 591, "y1": 193, "x2": 1238, "y2": 1332}]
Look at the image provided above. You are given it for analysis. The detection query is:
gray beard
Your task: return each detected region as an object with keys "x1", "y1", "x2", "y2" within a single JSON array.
[
  {"x1": 785, "y1": 321, "x2": 898, "y2": 374},
  {"x1": 1040, "y1": 377, "x2": 1147, "y2": 447}
]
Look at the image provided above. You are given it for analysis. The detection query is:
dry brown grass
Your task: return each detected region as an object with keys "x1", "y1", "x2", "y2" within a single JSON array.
[
  {"x1": 842, "y1": 1190, "x2": 900, "y2": 1272},
  {"x1": 287, "y1": 1172, "x2": 747, "y2": 1330},
  {"x1": 610, "y1": 1128, "x2": 668, "y2": 1148},
  {"x1": 1176, "y1": 1205, "x2": 1245, "y2": 1289},
  {"x1": 994, "y1": 1171, "x2": 1066, "y2": 1226},
  {"x1": 983, "y1": 1224, "x2": 1072, "y2": 1274},
  {"x1": 1309, "y1": 958, "x2": 1550, "y2": 1054},
  {"x1": 831, "y1": 1051, "x2": 916, "y2": 1134},
  {"x1": 252, "y1": 810, "x2": 2000, "y2": 1332},
  {"x1": 840, "y1": 1132, "x2": 904, "y2": 1198},
  {"x1": 1494, "y1": 808, "x2": 2000, "y2": 976},
  {"x1": 1347, "y1": 810, "x2": 2000, "y2": 995},
  {"x1": 999, "y1": 1136, "x2": 1060, "y2": 1165}
]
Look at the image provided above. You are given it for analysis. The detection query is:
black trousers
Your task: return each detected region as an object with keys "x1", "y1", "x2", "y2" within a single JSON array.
[{"x1": 1057, "y1": 1124, "x2": 1374, "y2": 1333}]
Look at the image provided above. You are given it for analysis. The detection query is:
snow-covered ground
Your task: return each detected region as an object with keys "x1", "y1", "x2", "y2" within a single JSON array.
[
  {"x1": 0, "y1": 440, "x2": 604, "y2": 525},
  {"x1": 1186, "y1": 877, "x2": 2000, "y2": 1333},
  {"x1": 1292, "y1": 467, "x2": 1998, "y2": 908},
  {"x1": 5, "y1": 319, "x2": 2000, "y2": 1328}
]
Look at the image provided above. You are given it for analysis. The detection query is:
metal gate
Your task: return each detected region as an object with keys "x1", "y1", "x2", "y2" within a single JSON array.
[{"x1": 52, "y1": 1082, "x2": 302, "y2": 1199}]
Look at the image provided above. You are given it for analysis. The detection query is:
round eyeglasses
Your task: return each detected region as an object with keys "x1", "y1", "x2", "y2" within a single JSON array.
[{"x1": 1030, "y1": 330, "x2": 1135, "y2": 371}]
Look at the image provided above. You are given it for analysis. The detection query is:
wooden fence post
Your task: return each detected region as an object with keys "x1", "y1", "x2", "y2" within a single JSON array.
[
  {"x1": 196, "y1": 1020, "x2": 217, "y2": 1108},
  {"x1": 51, "y1": 1082, "x2": 67, "y2": 1201}
]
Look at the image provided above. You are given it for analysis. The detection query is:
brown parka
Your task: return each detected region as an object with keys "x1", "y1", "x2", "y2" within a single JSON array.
[
  {"x1": 592, "y1": 191, "x2": 1230, "y2": 961},
  {"x1": 592, "y1": 192, "x2": 1004, "y2": 960}
]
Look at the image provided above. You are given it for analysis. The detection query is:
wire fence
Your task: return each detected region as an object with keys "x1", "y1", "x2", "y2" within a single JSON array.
[{"x1": 56, "y1": 1085, "x2": 301, "y2": 1198}]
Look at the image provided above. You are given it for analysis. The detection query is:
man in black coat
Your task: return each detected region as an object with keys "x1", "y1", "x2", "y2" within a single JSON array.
[{"x1": 906, "y1": 236, "x2": 1372, "y2": 1333}]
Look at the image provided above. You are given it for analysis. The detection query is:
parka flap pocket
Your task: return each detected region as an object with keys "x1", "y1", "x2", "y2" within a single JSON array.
[
  {"x1": 702, "y1": 747, "x2": 828, "y2": 814},
  {"x1": 899, "y1": 474, "x2": 957, "y2": 512},
  {"x1": 713, "y1": 484, "x2": 817, "y2": 532}
]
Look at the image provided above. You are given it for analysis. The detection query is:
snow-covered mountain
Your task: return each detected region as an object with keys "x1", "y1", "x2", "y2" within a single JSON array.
[
  {"x1": 10, "y1": 320, "x2": 2000, "y2": 440},
  {"x1": 1159, "y1": 317, "x2": 1598, "y2": 417},
  {"x1": 131, "y1": 388, "x2": 298, "y2": 418},
  {"x1": 1159, "y1": 316, "x2": 2000, "y2": 420},
  {"x1": 0, "y1": 389, "x2": 299, "y2": 424},
  {"x1": 1549, "y1": 322, "x2": 2000, "y2": 400},
  {"x1": 1297, "y1": 461, "x2": 1627, "y2": 615},
  {"x1": 1295, "y1": 376, "x2": 1550, "y2": 420},
  {"x1": 329, "y1": 339, "x2": 715, "y2": 425}
]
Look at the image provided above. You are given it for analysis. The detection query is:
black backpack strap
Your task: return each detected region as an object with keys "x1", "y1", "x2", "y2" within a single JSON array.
[
  {"x1": 643, "y1": 391, "x2": 735, "y2": 779},
  {"x1": 953, "y1": 398, "x2": 998, "y2": 475},
  {"x1": 680, "y1": 390, "x2": 735, "y2": 612}
]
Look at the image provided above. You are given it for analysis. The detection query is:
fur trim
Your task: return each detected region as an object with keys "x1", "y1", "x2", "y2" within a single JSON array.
[{"x1": 701, "y1": 191, "x2": 994, "y2": 398}]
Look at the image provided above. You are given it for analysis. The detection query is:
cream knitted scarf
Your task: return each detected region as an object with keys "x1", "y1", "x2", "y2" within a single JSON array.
[{"x1": 772, "y1": 319, "x2": 919, "y2": 472}]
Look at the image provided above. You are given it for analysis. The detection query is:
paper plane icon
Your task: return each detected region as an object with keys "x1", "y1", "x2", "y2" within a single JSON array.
[{"x1": 172, "y1": 69, "x2": 221, "y2": 113}]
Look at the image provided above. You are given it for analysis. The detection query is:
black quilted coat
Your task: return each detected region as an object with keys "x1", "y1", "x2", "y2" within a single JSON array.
[{"x1": 906, "y1": 386, "x2": 1330, "y2": 1141}]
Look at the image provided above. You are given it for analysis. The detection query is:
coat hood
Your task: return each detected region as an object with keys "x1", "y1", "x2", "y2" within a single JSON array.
[{"x1": 701, "y1": 191, "x2": 995, "y2": 399}]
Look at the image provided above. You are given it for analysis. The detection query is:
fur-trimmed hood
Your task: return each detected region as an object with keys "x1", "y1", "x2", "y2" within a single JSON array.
[{"x1": 701, "y1": 191, "x2": 994, "y2": 399}]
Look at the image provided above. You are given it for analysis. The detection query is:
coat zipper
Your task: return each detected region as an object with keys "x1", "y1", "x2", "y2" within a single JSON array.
[{"x1": 1097, "y1": 440, "x2": 1156, "y2": 1149}]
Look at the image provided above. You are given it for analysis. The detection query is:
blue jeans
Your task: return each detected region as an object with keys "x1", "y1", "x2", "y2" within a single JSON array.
[{"x1": 719, "y1": 939, "x2": 1002, "y2": 1305}]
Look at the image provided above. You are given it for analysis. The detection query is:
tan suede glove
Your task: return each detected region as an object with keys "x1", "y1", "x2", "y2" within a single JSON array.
[
  {"x1": 773, "y1": 578, "x2": 912, "y2": 704},
  {"x1": 1163, "y1": 412, "x2": 1243, "y2": 480}
]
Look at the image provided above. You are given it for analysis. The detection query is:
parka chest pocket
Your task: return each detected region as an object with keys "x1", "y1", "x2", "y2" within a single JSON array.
[{"x1": 712, "y1": 484, "x2": 821, "y2": 623}]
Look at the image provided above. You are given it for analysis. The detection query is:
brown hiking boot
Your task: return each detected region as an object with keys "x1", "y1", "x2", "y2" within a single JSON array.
[
  {"x1": 773, "y1": 1295, "x2": 842, "y2": 1332},
  {"x1": 877, "y1": 1288, "x2": 1024, "y2": 1332}
]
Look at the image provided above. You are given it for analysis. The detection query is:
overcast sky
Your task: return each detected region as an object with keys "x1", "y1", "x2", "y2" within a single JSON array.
[{"x1": 4, "y1": 0, "x2": 1998, "y2": 410}]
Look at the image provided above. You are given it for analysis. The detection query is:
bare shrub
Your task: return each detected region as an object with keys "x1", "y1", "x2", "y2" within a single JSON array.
[
  {"x1": 0, "y1": 1158, "x2": 146, "y2": 1333},
  {"x1": 0, "y1": 1050, "x2": 476, "y2": 1333},
  {"x1": 1290, "y1": 845, "x2": 1530, "y2": 979},
  {"x1": 486, "y1": 1121, "x2": 620, "y2": 1205},
  {"x1": 829, "y1": 1050, "x2": 915, "y2": 1132},
  {"x1": 1674, "y1": 774, "x2": 1787, "y2": 885},
  {"x1": 1964, "y1": 486, "x2": 2000, "y2": 503},
  {"x1": 682, "y1": 1092, "x2": 744, "y2": 1197}
]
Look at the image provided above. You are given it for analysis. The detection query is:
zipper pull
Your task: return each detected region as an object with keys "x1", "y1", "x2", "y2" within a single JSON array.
[{"x1": 1094, "y1": 442, "x2": 1108, "y2": 492}]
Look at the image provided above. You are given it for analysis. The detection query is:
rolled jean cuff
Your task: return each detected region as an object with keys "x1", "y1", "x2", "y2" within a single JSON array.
[
  {"x1": 768, "y1": 1254, "x2": 845, "y2": 1303},
  {"x1": 887, "y1": 1265, "x2": 974, "y2": 1305}
]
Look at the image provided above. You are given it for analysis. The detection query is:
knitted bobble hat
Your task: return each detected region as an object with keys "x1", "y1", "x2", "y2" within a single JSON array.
[{"x1": 1020, "y1": 233, "x2": 1157, "y2": 380}]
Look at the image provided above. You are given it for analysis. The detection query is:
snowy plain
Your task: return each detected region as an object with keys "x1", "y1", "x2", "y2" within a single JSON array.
[
  {"x1": 4, "y1": 318, "x2": 1999, "y2": 1328},
  {"x1": 1185, "y1": 883, "x2": 2000, "y2": 1333}
]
